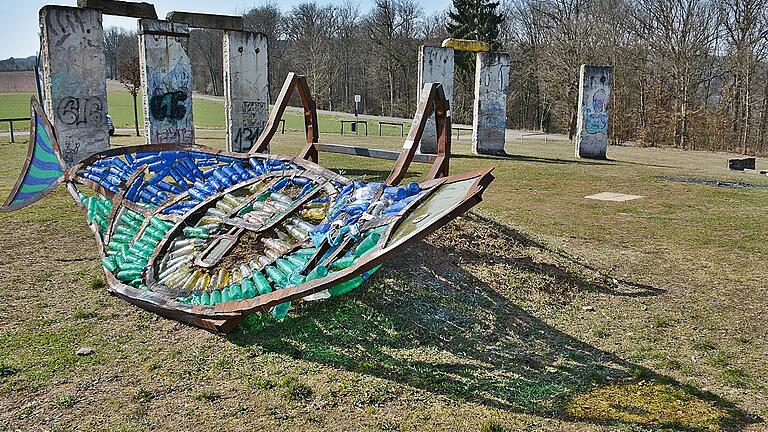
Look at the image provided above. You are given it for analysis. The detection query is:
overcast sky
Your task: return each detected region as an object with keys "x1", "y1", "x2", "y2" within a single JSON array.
[{"x1": 1, "y1": 0, "x2": 447, "y2": 59}]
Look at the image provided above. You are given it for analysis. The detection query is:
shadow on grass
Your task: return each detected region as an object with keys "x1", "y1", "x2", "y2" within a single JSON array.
[
  {"x1": 228, "y1": 213, "x2": 758, "y2": 431},
  {"x1": 453, "y1": 152, "x2": 614, "y2": 166}
]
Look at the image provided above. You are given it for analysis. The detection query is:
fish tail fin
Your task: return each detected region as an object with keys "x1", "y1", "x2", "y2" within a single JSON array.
[{"x1": 1, "y1": 97, "x2": 66, "y2": 212}]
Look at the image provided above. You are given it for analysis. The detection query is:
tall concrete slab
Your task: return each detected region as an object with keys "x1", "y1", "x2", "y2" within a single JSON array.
[
  {"x1": 417, "y1": 46, "x2": 454, "y2": 154},
  {"x1": 472, "y1": 52, "x2": 510, "y2": 155},
  {"x1": 223, "y1": 31, "x2": 269, "y2": 152},
  {"x1": 138, "y1": 19, "x2": 194, "y2": 144},
  {"x1": 39, "y1": 6, "x2": 108, "y2": 166},
  {"x1": 575, "y1": 64, "x2": 612, "y2": 159}
]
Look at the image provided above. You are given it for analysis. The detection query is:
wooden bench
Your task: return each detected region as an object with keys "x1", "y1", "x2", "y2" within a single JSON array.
[
  {"x1": 378, "y1": 121, "x2": 405, "y2": 137},
  {"x1": 452, "y1": 125, "x2": 472, "y2": 140},
  {"x1": 520, "y1": 132, "x2": 550, "y2": 142},
  {"x1": 339, "y1": 119, "x2": 368, "y2": 136}
]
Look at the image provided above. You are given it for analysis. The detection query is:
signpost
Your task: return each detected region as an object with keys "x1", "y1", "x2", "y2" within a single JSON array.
[{"x1": 353, "y1": 94, "x2": 361, "y2": 134}]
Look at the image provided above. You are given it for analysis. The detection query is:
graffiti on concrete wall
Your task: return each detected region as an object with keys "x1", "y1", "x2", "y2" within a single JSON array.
[
  {"x1": 224, "y1": 31, "x2": 269, "y2": 152},
  {"x1": 40, "y1": 6, "x2": 108, "y2": 165},
  {"x1": 575, "y1": 65, "x2": 612, "y2": 159},
  {"x1": 473, "y1": 52, "x2": 510, "y2": 155},
  {"x1": 139, "y1": 20, "x2": 194, "y2": 144},
  {"x1": 417, "y1": 46, "x2": 454, "y2": 154}
]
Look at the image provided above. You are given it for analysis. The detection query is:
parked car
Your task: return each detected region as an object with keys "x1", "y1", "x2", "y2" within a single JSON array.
[{"x1": 107, "y1": 115, "x2": 115, "y2": 136}]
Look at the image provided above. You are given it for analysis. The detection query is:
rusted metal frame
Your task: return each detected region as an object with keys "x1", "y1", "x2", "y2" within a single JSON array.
[
  {"x1": 101, "y1": 170, "x2": 146, "y2": 245},
  {"x1": 105, "y1": 271, "x2": 240, "y2": 333},
  {"x1": 143, "y1": 171, "x2": 293, "y2": 286},
  {"x1": 295, "y1": 76, "x2": 320, "y2": 161},
  {"x1": 385, "y1": 83, "x2": 439, "y2": 186},
  {"x1": 426, "y1": 85, "x2": 452, "y2": 181},
  {"x1": 186, "y1": 168, "x2": 496, "y2": 318},
  {"x1": 313, "y1": 143, "x2": 437, "y2": 164},
  {"x1": 250, "y1": 73, "x2": 319, "y2": 156},
  {"x1": 94, "y1": 168, "x2": 493, "y2": 328},
  {"x1": 251, "y1": 181, "x2": 329, "y2": 234}
]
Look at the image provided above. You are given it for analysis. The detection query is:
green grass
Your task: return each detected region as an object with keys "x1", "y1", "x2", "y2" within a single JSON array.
[
  {"x1": 0, "y1": 127, "x2": 766, "y2": 430},
  {"x1": 0, "y1": 92, "x2": 410, "y2": 137}
]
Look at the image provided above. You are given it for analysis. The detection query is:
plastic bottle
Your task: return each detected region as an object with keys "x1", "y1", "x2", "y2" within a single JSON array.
[
  {"x1": 252, "y1": 271, "x2": 272, "y2": 295},
  {"x1": 328, "y1": 276, "x2": 365, "y2": 296},
  {"x1": 354, "y1": 232, "x2": 381, "y2": 258},
  {"x1": 271, "y1": 301, "x2": 291, "y2": 320}
]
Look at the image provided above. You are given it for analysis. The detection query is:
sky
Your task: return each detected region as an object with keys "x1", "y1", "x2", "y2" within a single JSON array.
[{"x1": 0, "y1": 0, "x2": 447, "y2": 59}]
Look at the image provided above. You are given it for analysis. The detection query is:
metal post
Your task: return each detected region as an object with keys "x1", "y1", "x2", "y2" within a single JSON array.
[{"x1": 8, "y1": 121, "x2": 14, "y2": 143}]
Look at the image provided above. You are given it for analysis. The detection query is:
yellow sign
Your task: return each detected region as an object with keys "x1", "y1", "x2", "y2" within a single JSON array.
[{"x1": 441, "y1": 38, "x2": 490, "y2": 52}]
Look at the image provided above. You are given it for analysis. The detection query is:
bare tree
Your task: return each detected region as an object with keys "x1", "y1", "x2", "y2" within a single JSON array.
[
  {"x1": 190, "y1": 29, "x2": 224, "y2": 96},
  {"x1": 365, "y1": 0, "x2": 423, "y2": 117},
  {"x1": 118, "y1": 55, "x2": 142, "y2": 136}
]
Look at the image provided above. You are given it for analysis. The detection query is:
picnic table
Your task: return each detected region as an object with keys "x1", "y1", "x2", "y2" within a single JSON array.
[
  {"x1": 378, "y1": 121, "x2": 405, "y2": 137},
  {"x1": 339, "y1": 119, "x2": 368, "y2": 136},
  {"x1": 452, "y1": 125, "x2": 472, "y2": 140}
]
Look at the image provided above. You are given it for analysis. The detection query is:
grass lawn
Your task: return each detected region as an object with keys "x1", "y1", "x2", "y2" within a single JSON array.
[
  {"x1": 0, "y1": 92, "x2": 410, "y2": 137},
  {"x1": 0, "y1": 128, "x2": 767, "y2": 431}
]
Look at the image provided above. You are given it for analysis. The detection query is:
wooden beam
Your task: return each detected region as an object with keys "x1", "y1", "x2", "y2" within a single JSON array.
[{"x1": 314, "y1": 143, "x2": 436, "y2": 163}]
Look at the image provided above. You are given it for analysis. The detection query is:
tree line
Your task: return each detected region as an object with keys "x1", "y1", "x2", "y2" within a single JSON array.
[{"x1": 102, "y1": 0, "x2": 768, "y2": 155}]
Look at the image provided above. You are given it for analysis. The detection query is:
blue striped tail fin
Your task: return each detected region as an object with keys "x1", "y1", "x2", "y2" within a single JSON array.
[{"x1": 1, "y1": 98, "x2": 65, "y2": 212}]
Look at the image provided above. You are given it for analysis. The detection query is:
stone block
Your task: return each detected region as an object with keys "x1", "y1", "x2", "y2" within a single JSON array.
[
  {"x1": 138, "y1": 19, "x2": 194, "y2": 144},
  {"x1": 76, "y1": 0, "x2": 157, "y2": 19},
  {"x1": 417, "y1": 46, "x2": 454, "y2": 154},
  {"x1": 40, "y1": 6, "x2": 108, "y2": 166},
  {"x1": 575, "y1": 64, "x2": 612, "y2": 159},
  {"x1": 472, "y1": 52, "x2": 510, "y2": 155},
  {"x1": 166, "y1": 11, "x2": 244, "y2": 31},
  {"x1": 223, "y1": 31, "x2": 269, "y2": 152}
]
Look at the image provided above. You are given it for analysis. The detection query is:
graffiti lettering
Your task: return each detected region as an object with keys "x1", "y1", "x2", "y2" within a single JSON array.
[
  {"x1": 242, "y1": 101, "x2": 266, "y2": 126},
  {"x1": 150, "y1": 91, "x2": 188, "y2": 121},
  {"x1": 234, "y1": 127, "x2": 262, "y2": 152},
  {"x1": 62, "y1": 141, "x2": 81, "y2": 166},
  {"x1": 56, "y1": 96, "x2": 104, "y2": 126}
]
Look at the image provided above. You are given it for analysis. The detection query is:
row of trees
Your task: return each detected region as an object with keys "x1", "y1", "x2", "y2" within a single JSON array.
[{"x1": 102, "y1": 0, "x2": 768, "y2": 155}]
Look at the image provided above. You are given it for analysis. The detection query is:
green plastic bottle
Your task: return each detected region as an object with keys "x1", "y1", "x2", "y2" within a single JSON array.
[
  {"x1": 271, "y1": 301, "x2": 291, "y2": 320},
  {"x1": 328, "y1": 276, "x2": 365, "y2": 297},
  {"x1": 210, "y1": 289, "x2": 222, "y2": 305},
  {"x1": 354, "y1": 232, "x2": 381, "y2": 258},
  {"x1": 306, "y1": 265, "x2": 329, "y2": 281},
  {"x1": 264, "y1": 266, "x2": 287, "y2": 288},
  {"x1": 275, "y1": 258, "x2": 297, "y2": 275},
  {"x1": 331, "y1": 255, "x2": 356, "y2": 270},
  {"x1": 241, "y1": 279, "x2": 257, "y2": 298},
  {"x1": 101, "y1": 256, "x2": 117, "y2": 272},
  {"x1": 251, "y1": 271, "x2": 271, "y2": 295}
]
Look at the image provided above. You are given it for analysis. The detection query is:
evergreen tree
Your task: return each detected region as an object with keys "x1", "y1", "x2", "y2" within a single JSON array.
[{"x1": 445, "y1": 0, "x2": 504, "y2": 85}]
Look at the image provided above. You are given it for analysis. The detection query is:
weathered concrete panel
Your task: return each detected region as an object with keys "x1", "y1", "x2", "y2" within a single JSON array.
[
  {"x1": 77, "y1": 0, "x2": 157, "y2": 19},
  {"x1": 223, "y1": 31, "x2": 269, "y2": 152},
  {"x1": 138, "y1": 19, "x2": 194, "y2": 144},
  {"x1": 167, "y1": 11, "x2": 243, "y2": 31},
  {"x1": 40, "y1": 6, "x2": 108, "y2": 166},
  {"x1": 472, "y1": 52, "x2": 510, "y2": 155},
  {"x1": 417, "y1": 46, "x2": 454, "y2": 154},
  {"x1": 575, "y1": 64, "x2": 612, "y2": 159}
]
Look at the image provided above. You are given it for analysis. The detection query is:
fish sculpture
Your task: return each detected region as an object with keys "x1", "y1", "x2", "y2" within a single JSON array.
[{"x1": 1, "y1": 78, "x2": 493, "y2": 334}]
